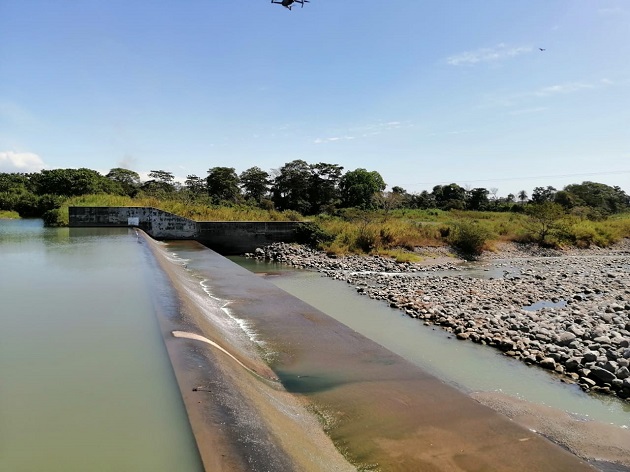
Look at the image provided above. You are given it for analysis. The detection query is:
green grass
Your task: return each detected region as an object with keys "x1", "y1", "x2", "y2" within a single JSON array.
[
  {"x1": 55, "y1": 194, "x2": 304, "y2": 225},
  {"x1": 313, "y1": 210, "x2": 630, "y2": 256},
  {"x1": 0, "y1": 210, "x2": 20, "y2": 219},
  {"x1": 51, "y1": 196, "x2": 630, "y2": 254}
]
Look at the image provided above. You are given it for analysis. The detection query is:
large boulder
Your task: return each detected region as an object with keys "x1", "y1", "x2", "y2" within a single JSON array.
[{"x1": 589, "y1": 366, "x2": 618, "y2": 384}]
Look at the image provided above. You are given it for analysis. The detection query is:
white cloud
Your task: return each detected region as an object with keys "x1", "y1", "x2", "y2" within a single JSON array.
[
  {"x1": 313, "y1": 136, "x2": 355, "y2": 144},
  {"x1": 598, "y1": 7, "x2": 625, "y2": 15},
  {"x1": 446, "y1": 43, "x2": 532, "y2": 66},
  {"x1": 0, "y1": 151, "x2": 46, "y2": 173},
  {"x1": 534, "y1": 82, "x2": 594, "y2": 96},
  {"x1": 509, "y1": 107, "x2": 548, "y2": 115}
]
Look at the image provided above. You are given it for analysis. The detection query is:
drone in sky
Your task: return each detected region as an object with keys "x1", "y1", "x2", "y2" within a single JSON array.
[{"x1": 271, "y1": 0, "x2": 310, "y2": 10}]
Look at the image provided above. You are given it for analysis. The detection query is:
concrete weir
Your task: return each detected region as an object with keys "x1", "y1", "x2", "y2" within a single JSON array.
[
  {"x1": 137, "y1": 233, "x2": 598, "y2": 471},
  {"x1": 68, "y1": 206, "x2": 301, "y2": 254}
]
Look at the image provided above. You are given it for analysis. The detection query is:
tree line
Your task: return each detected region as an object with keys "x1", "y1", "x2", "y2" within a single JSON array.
[{"x1": 1, "y1": 160, "x2": 629, "y2": 219}]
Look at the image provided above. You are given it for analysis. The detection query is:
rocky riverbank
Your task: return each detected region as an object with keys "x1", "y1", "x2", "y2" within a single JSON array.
[{"x1": 246, "y1": 240, "x2": 630, "y2": 400}]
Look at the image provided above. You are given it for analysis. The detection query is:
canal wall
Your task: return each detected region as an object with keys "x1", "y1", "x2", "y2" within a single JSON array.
[{"x1": 68, "y1": 206, "x2": 301, "y2": 254}]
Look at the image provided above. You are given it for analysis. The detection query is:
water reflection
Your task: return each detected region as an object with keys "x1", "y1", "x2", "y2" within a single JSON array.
[{"x1": 0, "y1": 219, "x2": 202, "y2": 472}]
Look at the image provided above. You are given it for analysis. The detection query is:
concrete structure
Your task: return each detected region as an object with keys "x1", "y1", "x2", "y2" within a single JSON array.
[{"x1": 69, "y1": 206, "x2": 301, "y2": 254}]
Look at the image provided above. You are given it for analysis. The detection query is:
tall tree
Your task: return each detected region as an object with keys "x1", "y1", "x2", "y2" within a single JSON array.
[
  {"x1": 206, "y1": 167, "x2": 240, "y2": 203},
  {"x1": 106, "y1": 168, "x2": 140, "y2": 196},
  {"x1": 432, "y1": 183, "x2": 466, "y2": 210},
  {"x1": 239, "y1": 166, "x2": 270, "y2": 203},
  {"x1": 517, "y1": 190, "x2": 528, "y2": 205},
  {"x1": 142, "y1": 170, "x2": 176, "y2": 196},
  {"x1": 339, "y1": 168, "x2": 386, "y2": 209},
  {"x1": 409, "y1": 190, "x2": 436, "y2": 209},
  {"x1": 184, "y1": 174, "x2": 207, "y2": 198},
  {"x1": 308, "y1": 162, "x2": 343, "y2": 213},
  {"x1": 562, "y1": 181, "x2": 630, "y2": 215},
  {"x1": 531, "y1": 186, "x2": 557, "y2": 204},
  {"x1": 32, "y1": 168, "x2": 119, "y2": 196},
  {"x1": 467, "y1": 188, "x2": 490, "y2": 211},
  {"x1": 271, "y1": 159, "x2": 313, "y2": 213}
]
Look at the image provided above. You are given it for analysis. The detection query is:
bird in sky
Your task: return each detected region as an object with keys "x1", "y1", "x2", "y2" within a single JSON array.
[{"x1": 539, "y1": 48, "x2": 546, "y2": 51}]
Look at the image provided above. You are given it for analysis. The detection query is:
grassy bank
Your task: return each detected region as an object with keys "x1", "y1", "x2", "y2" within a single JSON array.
[
  {"x1": 0, "y1": 210, "x2": 20, "y2": 219},
  {"x1": 311, "y1": 210, "x2": 630, "y2": 259},
  {"x1": 52, "y1": 194, "x2": 304, "y2": 226}
]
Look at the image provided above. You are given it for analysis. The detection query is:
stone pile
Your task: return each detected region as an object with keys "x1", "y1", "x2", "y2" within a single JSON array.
[{"x1": 247, "y1": 241, "x2": 630, "y2": 400}]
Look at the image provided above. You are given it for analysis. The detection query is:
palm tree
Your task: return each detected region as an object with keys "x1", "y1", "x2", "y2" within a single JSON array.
[{"x1": 518, "y1": 190, "x2": 528, "y2": 205}]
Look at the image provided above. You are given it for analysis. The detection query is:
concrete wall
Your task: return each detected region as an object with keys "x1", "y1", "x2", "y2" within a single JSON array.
[
  {"x1": 196, "y1": 221, "x2": 301, "y2": 254},
  {"x1": 68, "y1": 206, "x2": 300, "y2": 254}
]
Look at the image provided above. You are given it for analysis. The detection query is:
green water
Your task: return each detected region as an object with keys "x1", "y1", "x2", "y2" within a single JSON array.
[{"x1": 0, "y1": 219, "x2": 202, "y2": 472}]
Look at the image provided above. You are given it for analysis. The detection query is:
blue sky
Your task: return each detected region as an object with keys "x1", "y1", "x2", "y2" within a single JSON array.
[{"x1": 1, "y1": 0, "x2": 629, "y2": 197}]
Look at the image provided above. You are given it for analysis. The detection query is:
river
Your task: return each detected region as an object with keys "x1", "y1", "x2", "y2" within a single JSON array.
[
  {"x1": 0, "y1": 219, "x2": 202, "y2": 471},
  {"x1": 229, "y1": 256, "x2": 630, "y2": 428}
]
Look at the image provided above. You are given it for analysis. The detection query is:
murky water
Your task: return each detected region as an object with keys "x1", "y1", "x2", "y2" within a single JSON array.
[
  {"x1": 0, "y1": 219, "x2": 202, "y2": 471},
  {"x1": 231, "y1": 257, "x2": 630, "y2": 428}
]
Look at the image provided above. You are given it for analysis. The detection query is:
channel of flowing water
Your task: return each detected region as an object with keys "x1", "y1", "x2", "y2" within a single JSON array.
[
  {"x1": 0, "y1": 219, "x2": 202, "y2": 471},
  {"x1": 229, "y1": 256, "x2": 630, "y2": 429}
]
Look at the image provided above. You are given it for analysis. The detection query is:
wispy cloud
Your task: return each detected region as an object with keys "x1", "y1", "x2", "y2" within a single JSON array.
[
  {"x1": 482, "y1": 78, "x2": 614, "y2": 110},
  {"x1": 0, "y1": 151, "x2": 46, "y2": 172},
  {"x1": 533, "y1": 78, "x2": 612, "y2": 97},
  {"x1": 446, "y1": 43, "x2": 533, "y2": 66},
  {"x1": 509, "y1": 107, "x2": 548, "y2": 115},
  {"x1": 313, "y1": 120, "x2": 412, "y2": 144},
  {"x1": 314, "y1": 136, "x2": 355, "y2": 144},
  {"x1": 598, "y1": 7, "x2": 626, "y2": 16}
]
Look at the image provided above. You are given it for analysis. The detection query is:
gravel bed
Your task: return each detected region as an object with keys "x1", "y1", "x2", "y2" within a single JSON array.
[{"x1": 246, "y1": 240, "x2": 630, "y2": 400}]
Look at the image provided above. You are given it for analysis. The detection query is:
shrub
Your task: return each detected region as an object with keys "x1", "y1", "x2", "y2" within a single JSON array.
[
  {"x1": 294, "y1": 222, "x2": 334, "y2": 248},
  {"x1": 448, "y1": 219, "x2": 490, "y2": 259}
]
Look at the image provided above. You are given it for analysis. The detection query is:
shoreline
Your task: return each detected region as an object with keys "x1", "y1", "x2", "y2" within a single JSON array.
[
  {"x1": 247, "y1": 239, "x2": 630, "y2": 469},
  {"x1": 248, "y1": 240, "x2": 630, "y2": 401}
]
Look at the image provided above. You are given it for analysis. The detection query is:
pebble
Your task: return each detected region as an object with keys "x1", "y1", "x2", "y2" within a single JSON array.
[{"x1": 246, "y1": 240, "x2": 630, "y2": 400}]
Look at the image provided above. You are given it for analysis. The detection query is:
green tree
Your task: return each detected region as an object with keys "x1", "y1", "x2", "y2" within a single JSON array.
[
  {"x1": 106, "y1": 168, "x2": 140, "y2": 196},
  {"x1": 531, "y1": 186, "x2": 557, "y2": 204},
  {"x1": 184, "y1": 174, "x2": 207, "y2": 199},
  {"x1": 206, "y1": 167, "x2": 240, "y2": 203},
  {"x1": 432, "y1": 183, "x2": 466, "y2": 210},
  {"x1": 466, "y1": 188, "x2": 490, "y2": 211},
  {"x1": 271, "y1": 159, "x2": 312, "y2": 213},
  {"x1": 409, "y1": 190, "x2": 436, "y2": 209},
  {"x1": 32, "y1": 168, "x2": 119, "y2": 196},
  {"x1": 525, "y1": 202, "x2": 565, "y2": 244},
  {"x1": 239, "y1": 166, "x2": 270, "y2": 203},
  {"x1": 339, "y1": 168, "x2": 386, "y2": 209},
  {"x1": 562, "y1": 181, "x2": 630, "y2": 215},
  {"x1": 517, "y1": 190, "x2": 528, "y2": 205},
  {"x1": 308, "y1": 162, "x2": 343, "y2": 213},
  {"x1": 142, "y1": 170, "x2": 176, "y2": 196}
]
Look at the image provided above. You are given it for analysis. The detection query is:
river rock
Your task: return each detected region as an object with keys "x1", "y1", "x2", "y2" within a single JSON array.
[
  {"x1": 251, "y1": 239, "x2": 630, "y2": 400},
  {"x1": 589, "y1": 366, "x2": 618, "y2": 384}
]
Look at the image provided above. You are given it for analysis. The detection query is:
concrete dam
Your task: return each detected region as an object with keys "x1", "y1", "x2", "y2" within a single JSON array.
[{"x1": 68, "y1": 206, "x2": 301, "y2": 254}]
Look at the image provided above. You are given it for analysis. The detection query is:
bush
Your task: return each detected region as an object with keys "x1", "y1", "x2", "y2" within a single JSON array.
[
  {"x1": 448, "y1": 219, "x2": 490, "y2": 259},
  {"x1": 294, "y1": 222, "x2": 334, "y2": 248}
]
